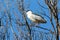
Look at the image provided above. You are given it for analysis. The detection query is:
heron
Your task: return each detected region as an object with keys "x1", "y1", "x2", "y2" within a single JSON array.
[{"x1": 26, "y1": 10, "x2": 47, "y2": 24}]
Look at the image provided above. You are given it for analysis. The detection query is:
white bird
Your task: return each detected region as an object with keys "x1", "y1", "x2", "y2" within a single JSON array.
[{"x1": 26, "y1": 10, "x2": 47, "y2": 23}]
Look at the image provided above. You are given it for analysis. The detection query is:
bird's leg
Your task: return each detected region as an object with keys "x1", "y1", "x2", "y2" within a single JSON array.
[
  {"x1": 32, "y1": 22, "x2": 39, "y2": 26},
  {"x1": 35, "y1": 23, "x2": 39, "y2": 26},
  {"x1": 30, "y1": 22, "x2": 36, "y2": 26}
]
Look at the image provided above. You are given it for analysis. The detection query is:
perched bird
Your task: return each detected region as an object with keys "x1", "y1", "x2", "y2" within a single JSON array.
[{"x1": 26, "y1": 10, "x2": 47, "y2": 24}]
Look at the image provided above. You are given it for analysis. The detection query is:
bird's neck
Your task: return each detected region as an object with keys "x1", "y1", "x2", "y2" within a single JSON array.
[{"x1": 27, "y1": 13, "x2": 32, "y2": 18}]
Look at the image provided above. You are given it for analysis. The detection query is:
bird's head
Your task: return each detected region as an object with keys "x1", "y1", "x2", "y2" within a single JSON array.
[{"x1": 26, "y1": 10, "x2": 32, "y2": 15}]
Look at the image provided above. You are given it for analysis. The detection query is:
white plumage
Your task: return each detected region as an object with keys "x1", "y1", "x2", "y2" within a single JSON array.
[{"x1": 26, "y1": 10, "x2": 47, "y2": 23}]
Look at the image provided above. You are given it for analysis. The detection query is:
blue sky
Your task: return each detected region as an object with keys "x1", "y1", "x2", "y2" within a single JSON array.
[{"x1": 0, "y1": 0, "x2": 60, "y2": 40}]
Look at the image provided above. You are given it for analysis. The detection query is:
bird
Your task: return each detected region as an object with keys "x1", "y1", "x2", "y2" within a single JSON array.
[{"x1": 26, "y1": 10, "x2": 47, "y2": 24}]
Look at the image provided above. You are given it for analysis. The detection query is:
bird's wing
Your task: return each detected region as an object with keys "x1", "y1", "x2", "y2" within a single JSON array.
[
  {"x1": 32, "y1": 14, "x2": 47, "y2": 23},
  {"x1": 32, "y1": 14, "x2": 44, "y2": 20}
]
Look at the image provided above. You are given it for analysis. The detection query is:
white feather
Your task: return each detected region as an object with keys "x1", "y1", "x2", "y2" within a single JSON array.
[{"x1": 26, "y1": 10, "x2": 46, "y2": 23}]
